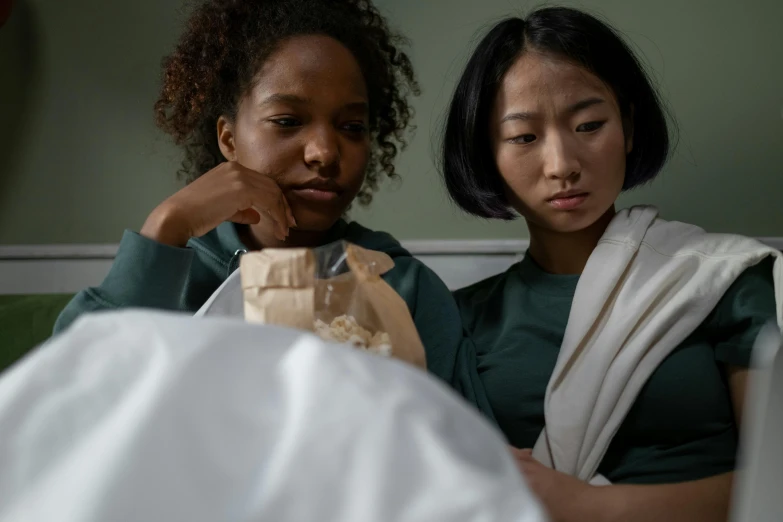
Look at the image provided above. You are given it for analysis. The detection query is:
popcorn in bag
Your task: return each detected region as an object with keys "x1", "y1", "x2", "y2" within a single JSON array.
[{"x1": 240, "y1": 241, "x2": 426, "y2": 369}]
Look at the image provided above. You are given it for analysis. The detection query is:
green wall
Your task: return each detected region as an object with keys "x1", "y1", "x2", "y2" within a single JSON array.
[
  {"x1": 1, "y1": 0, "x2": 781, "y2": 244},
  {"x1": 0, "y1": 0, "x2": 183, "y2": 245}
]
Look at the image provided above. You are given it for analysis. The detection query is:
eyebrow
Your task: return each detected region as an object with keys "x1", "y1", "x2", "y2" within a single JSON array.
[
  {"x1": 260, "y1": 93, "x2": 310, "y2": 106},
  {"x1": 260, "y1": 93, "x2": 369, "y2": 113},
  {"x1": 501, "y1": 97, "x2": 606, "y2": 123},
  {"x1": 343, "y1": 101, "x2": 370, "y2": 113}
]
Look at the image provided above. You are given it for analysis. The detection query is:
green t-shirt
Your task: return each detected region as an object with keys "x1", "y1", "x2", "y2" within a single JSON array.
[{"x1": 454, "y1": 254, "x2": 776, "y2": 484}]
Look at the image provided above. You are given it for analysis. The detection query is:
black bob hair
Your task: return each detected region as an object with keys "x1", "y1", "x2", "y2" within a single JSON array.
[{"x1": 440, "y1": 6, "x2": 673, "y2": 220}]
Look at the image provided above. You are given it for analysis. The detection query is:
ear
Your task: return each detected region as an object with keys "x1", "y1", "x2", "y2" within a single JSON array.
[
  {"x1": 624, "y1": 104, "x2": 635, "y2": 154},
  {"x1": 217, "y1": 115, "x2": 237, "y2": 161}
]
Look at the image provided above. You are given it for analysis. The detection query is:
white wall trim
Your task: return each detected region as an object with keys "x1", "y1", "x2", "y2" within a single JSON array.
[
  {"x1": 403, "y1": 239, "x2": 530, "y2": 255},
  {"x1": 0, "y1": 240, "x2": 531, "y2": 259},
  {"x1": 1, "y1": 237, "x2": 781, "y2": 294},
  {"x1": 0, "y1": 244, "x2": 120, "y2": 260},
  {"x1": 1, "y1": 237, "x2": 782, "y2": 259}
]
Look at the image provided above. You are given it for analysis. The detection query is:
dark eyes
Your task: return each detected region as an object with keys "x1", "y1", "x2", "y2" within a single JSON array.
[
  {"x1": 507, "y1": 121, "x2": 606, "y2": 145},
  {"x1": 342, "y1": 122, "x2": 367, "y2": 134},
  {"x1": 269, "y1": 118, "x2": 366, "y2": 134},
  {"x1": 576, "y1": 121, "x2": 606, "y2": 132},
  {"x1": 508, "y1": 134, "x2": 537, "y2": 145},
  {"x1": 270, "y1": 118, "x2": 301, "y2": 128}
]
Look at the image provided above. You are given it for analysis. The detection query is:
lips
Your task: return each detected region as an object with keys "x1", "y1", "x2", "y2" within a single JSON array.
[
  {"x1": 290, "y1": 187, "x2": 341, "y2": 202},
  {"x1": 288, "y1": 179, "x2": 343, "y2": 203},
  {"x1": 547, "y1": 191, "x2": 588, "y2": 210}
]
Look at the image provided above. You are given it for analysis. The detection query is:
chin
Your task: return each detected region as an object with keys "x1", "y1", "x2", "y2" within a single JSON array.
[
  {"x1": 535, "y1": 208, "x2": 608, "y2": 234},
  {"x1": 292, "y1": 209, "x2": 344, "y2": 233}
]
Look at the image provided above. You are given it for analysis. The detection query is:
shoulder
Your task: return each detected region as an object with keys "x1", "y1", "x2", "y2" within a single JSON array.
[
  {"x1": 643, "y1": 214, "x2": 774, "y2": 260},
  {"x1": 383, "y1": 256, "x2": 451, "y2": 309},
  {"x1": 339, "y1": 221, "x2": 431, "y2": 301},
  {"x1": 711, "y1": 256, "x2": 776, "y2": 322},
  {"x1": 453, "y1": 265, "x2": 518, "y2": 310},
  {"x1": 705, "y1": 256, "x2": 777, "y2": 366},
  {"x1": 340, "y1": 221, "x2": 412, "y2": 258}
]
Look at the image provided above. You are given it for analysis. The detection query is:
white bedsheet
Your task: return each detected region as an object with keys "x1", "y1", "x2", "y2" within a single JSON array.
[{"x1": 0, "y1": 310, "x2": 546, "y2": 522}]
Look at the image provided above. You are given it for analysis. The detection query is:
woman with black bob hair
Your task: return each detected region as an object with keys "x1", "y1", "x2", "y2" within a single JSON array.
[{"x1": 443, "y1": 6, "x2": 781, "y2": 521}]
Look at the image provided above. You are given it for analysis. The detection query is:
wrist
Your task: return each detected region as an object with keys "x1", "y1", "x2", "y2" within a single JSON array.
[
  {"x1": 581, "y1": 484, "x2": 623, "y2": 522},
  {"x1": 140, "y1": 203, "x2": 191, "y2": 248}
]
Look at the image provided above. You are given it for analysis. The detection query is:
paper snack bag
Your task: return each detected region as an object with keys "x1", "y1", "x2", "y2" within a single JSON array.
[{"x1": 240, "y1": 240, "x2": 426, "y2": 369}]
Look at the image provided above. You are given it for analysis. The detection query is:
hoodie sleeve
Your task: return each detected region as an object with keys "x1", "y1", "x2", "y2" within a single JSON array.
[
  {"x1": 383, "y1": 258, "x2": 497, "y2": 421},
  {"x1": 53, "y1": 230, "x2": 195, "y2": 334}
]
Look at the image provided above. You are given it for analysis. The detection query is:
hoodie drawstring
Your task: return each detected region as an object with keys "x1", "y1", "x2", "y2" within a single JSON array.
[{"x1": 227, "y1": 249, "x2": 247, "y2": 277}]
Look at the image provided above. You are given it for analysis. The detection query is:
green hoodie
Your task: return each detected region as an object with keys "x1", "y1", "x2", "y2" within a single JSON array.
[{"x1": 53, "y1": 220, "x2": 476, "y2": 391}]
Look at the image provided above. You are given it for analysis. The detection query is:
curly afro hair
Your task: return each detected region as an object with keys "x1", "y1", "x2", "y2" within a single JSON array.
[{"x1": 155, "y1": 0, "x2": 420, "y2": 206}]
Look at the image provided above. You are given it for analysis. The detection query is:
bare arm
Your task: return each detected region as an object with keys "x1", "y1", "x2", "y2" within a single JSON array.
[
  {"x1": 586, "y1": 472, "x2": 733, "y2": 522},
  {"x1": 726, "y1": 365, "x2": 748, "y2": 427},
  {"x1": 516, "y1": 365, "x2": 750, "y2": 522},
  {"x1": 592, "y1": 365, "x2": 748, "y2": 522}
]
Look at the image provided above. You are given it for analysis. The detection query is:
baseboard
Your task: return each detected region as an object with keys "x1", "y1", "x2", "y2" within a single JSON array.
[
  {"x1": 0, "y1": 239, "x2": 530, "y2": 259},
  {"x1": 1, "y1": 237, "x2": 781, "y2": 295},
  {"x1": 0, "y1": 244, "x2": 120, "y2": 260},
  {"x1": 2, "y1": 237, "x2": 782, "y2": 259},
  {"x1": 0, "y1": 240, "x2": 529, "y2": 294}
]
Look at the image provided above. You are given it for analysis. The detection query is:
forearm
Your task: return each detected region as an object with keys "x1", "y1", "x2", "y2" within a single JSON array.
[
  {"x1": 587, "y1": 473, "x2": 733, "y2": 522},
  {"x1": 53, "y1": 230, "x2": 195, "y2": 334}
]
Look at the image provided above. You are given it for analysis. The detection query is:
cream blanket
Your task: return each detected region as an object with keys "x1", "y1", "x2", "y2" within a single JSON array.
[{"x1": 532, "y1": 206, "x2": 783, "y2": 484}]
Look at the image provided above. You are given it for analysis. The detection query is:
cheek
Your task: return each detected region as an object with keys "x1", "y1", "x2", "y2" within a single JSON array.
[
  {"x1": 234, "y1": 128, "x2": 299, "y2": 175},
  {"x1": 590, "y1": 129, "x2": 627, "y2": 189},
  {"x1": 340, "y1": 138, "x2": 370, "y2": 187},
  {"x1": 235, "y1": 129, "x2": 294, "y2": 169},
  {"x1": 496, "y1": 148, "x2": 539, "y2": 203}
]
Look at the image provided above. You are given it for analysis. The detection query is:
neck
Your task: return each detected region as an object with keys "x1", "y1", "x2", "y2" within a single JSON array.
[
  {"x1": 244, "y1": 220, "x2": 338, "y2": 250},
  {"x1": 526, "y1": 207, "x2": 615, "y2": 275}
]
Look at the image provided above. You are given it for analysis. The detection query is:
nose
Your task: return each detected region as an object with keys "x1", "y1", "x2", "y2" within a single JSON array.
[
  {"x1": 542, "y1": 133, "x2": 581, "y2": 181},
  {"x1": 304, "y1": 125, "x2": 340, "y2": 173}
]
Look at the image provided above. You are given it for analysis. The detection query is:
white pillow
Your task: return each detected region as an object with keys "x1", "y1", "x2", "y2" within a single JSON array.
[{"x1": 0, "y1": 310, "x2": 546, "y2": 522}]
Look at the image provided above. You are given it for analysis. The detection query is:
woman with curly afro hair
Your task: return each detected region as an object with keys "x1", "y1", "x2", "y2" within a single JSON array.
[{"x1": 54, "y1": 0, "x2": 466, "y2": 385}]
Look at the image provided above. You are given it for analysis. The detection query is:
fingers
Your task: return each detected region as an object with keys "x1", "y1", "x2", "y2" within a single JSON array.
[
  {"x1": 223, "y1": 162, "x2": 298, "y2": 241},
  {"x1": 259, "y1": 206, "x2": 289, "y2": 241},
  {"x1": 272, "y1": 195, "x2": 291, "y2": 240},
  {"x1": 273, "y1": 192, "x2": 292, "y2": 235},
  {"x1": 509, "y1": 446, "x2": 534, "y2": 460},
  {"x1": 517, "y1": 448, "x2": 534, "y2": 460},
  {"x1": 237, "y1": 182, "x2": 289, "y2": 241},
  {"x1": 282, "y1": 194, "x2": 296, "y2": 228},
  {"x1": 267, "y1": 180, "x2": 296, "y2": 229},
  {"x1": 509, "y1": 447, "x2": 539, "y2": 479},
  {"x1": 241, "y1": 170, "x2": 295, "y2": 240},
  {"x1": 229, "y1": 208, "x2": 262, "y2": 225}
]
